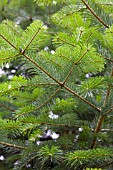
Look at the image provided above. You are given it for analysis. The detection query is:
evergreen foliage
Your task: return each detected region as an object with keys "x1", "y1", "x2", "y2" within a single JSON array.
[{"x1": 0, "y1": 0, "x2": 113, "y2": 169}]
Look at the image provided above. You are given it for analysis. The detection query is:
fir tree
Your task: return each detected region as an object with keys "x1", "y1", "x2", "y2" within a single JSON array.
[{"x1": 0, "y1": 0, "x2": 113, "y2": 169}]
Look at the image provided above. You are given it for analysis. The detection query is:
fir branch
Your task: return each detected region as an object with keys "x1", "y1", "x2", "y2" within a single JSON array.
[
  {"x1": 90, "y1": 107, "x2": 113, "y2": 149},
  {"x1": 35, "y1": 83, "x2": 58, "y2": 85},
  {"x1": 91, "y1": 68, "x2": 113, "y2": 148},
  {"x1": 104, "y1": 107, "x2": 113, "y2": 116},
  {"x1": 23, "y1": 27, "x2": 42, "y2": 53},
  {"x1": 0, "y1": 125, "x2": 20, "y2": 130},
  {"x1": 20, "y1": 120, "x2": 79, "y2": 128},
  {"x1": 63, "y1": 64, "x2": 75, "y2": 85},
  {"x1": 0, "y1": 34, "x2": 17, "y2": 50},
  {"x1": 60, "y1": 11, "x2": 79, "y2": 27},
  {"x1": 40, "y1": 53, "x2": 62, "y2": 68},
  {"x1": 63, "y1": 85, "x2": 101, "y2": 112},
  {"x1": 60, "y1": 54, "x2": 74, "y2": 63},
  {"x1": 47, "y1": 58, "x2": 62, "y2": 68},
  {"x1": 103, "y1": 67, "x2": 113, "y2": 106},
  {"x1": 101, "y1": 129, "x2": 113, "y2": 132},
  {"x1": 27, "y1": 83, "x2": 58, "y2": 88},
  {"x1": 0, "y1": 141, "x2": 25, "y2": 149},
  {"x1": 15, "y1": 87, "x2": 61, "y2": 118},
  {"x1": 0, "y1": 103, "x2": 15, "y2": 112},
  {"x1": 0, "y1": 53, "x2": 20, "y2": 61},
  {"x1": 104, "y1": 57, "x2": 113, "y2": 63},
  {"x1": 101, "y1": 3, "x2": 113, "y2": 6},
  {"x1": 21, "y1": 52, "x2": 101, "y2": 112},
  {"x1": 63, "y1": 49, "x2": 89, "y2": 84},
  {"x1": 22, "y1": 53, "x2": 61, "y2": 85},
  {"x1": 57, "y1": 37, "x2": 76, "y2": 47},
  {"x1": 82, "y1": 0, "x2": 109, "y2": 28},
  {"x1": 63, "y1": 1, "x2": 85, "y2": 28},
  {"x1": 35, "y1": 87, "x2": 61, "y2": 110},
  {"x1": 4, "y1": 22, "x2": 22, "y2": 36},
  {"x1": 1, "y1": 1, "x2": 113, "y2": 169},
  {"x1": 19, "y1": 154, "x2": 38, "y2": 169},
  {"x1": 90, "y1": 114, "x2": 105, "y2": 149},
  {"x1": 85, "y1": 32, "x2": 93, "y2": 44},
  {"x1": 103, "y1": 84, "x2": 111, "y2": 106}
]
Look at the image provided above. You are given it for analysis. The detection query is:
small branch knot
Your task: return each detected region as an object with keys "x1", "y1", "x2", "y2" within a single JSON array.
[
  {"x1": 59, "y1": 82, "x2": 65, "y2": 88},
  {"x1": 19, "y1": 48, "x2": 25, "y2": 54}
]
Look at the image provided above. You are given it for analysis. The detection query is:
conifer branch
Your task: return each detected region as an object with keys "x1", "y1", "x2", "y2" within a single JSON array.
[
  {"x1": 101, "y1": 129, "x2": 113, "y2": 132},
  {"x1": 57, "y1": 37, "x2": 76, "y2": 47},
  {"x1": 104, "y1": 57, "x2": 113, "y2": 63},
  {"x1": 101, "y1": 160, "x2": 113, "y2": 169},
  {"x1": 63, "y1": 1, "x2": 84, "y2": 27},
  {"x1": 85, "y1": 32, "x2": 93, "y2": 44},
  {"x1": 0, "y1": 103, "x2": 15, "y2": 112},
  {"x1": 103, "y1": 67, "x2": 113, "y2": 106},
  {"x1": 15, "y1": 87, "x2": 61, "y2": 118},
  {"x1": 22, "y1": 53, "x2": 61, "y2": 85},
  {"x1": 63, "y1": 49, "x2": 89, "y2": 84},
  {"x1": 20, "y1": 120, "x2": 79, "y2": 128},
  {"x1": 22, "y1": 52, "x2": 101, "y2": 112},
  {"x1": 35, "y1": 83, "x2": 58, "y2": 85},
  {"x1": 23, "y1": 27, "x2": 41, "y2": 52},
  {"x1": 35, "y1": 87, "x2": 61, "y2": 110},
  {"x1": 90, "y1": 107, "x2": 113, "y2": 149},
  {"x1": 60, "y1": 54, "x2": 74, "y2": 63},
  {"x1": 27, "y1": 83, "x2": 58, "y2": 88},
  {"x1": 0, "y1": 34, "x2": 17, "y2": 50},
  {"x1": 47, "y1": 58, "x2": 62, "y2": 68},
  {"x1": 103, "y1": 85, "x2": 111, "y2": 107},
  {"x1": 40, "y1": 53, "x2": 62, "y2": 68},
  {"x1": 0, "y1": 53, "x2": 20, "y2": 61},
  {"x1": 90, "y1": 114, "x2": 105, "y2": 149},
  {"x1": 82, "y1": 0, "x2": 109, "y2": 28},
  {"x1": 63, "y1": 64, "x2": 75, "y2": 85},
  {"x1": 4, "y1": 22, "x2": 22, "y2": 36},
  {"x1": 91, "y1": 68, "x2": 113, "y2": 148},
  {"x1": 19, "y1": 154, "x2": 38, "y2": 169},
  {"x1": 1, "y1": 1, "x2": 113, "y2": 169},
  {"x1": 63, "y1": 85, "x2": 101, "y2": 112},
  {"x1": 60, "y1": 11, "x2": 78, "y2": 27},
  {"x1": 0, "y1": 141, "x2": 25, "y2": 149}
]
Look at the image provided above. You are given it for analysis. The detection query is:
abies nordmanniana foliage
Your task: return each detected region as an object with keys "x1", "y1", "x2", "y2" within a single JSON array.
[{"x1": 0, "y1": 0, "x2": 113, "y2": 169}]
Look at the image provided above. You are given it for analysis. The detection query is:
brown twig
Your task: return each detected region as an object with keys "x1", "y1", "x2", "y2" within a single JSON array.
[
  {"x1": 0, "y1": 53, "x2": 20, "y2": 61},
  {"x1": 0, "y1": 141, "x2": 25, "y2": 149},
  {"x1": 63, "y1": 49, "x2": 89, "y2": 84},
  {"x1": 90, "y1": 114, "x2": 104, "y2": 149},
  {"x1": 103, "y1": 67, "x2": 113, "y2": 106},
  {"x1": 0, "y1": 34, "x2": 17, "y2": 50},
  {"x1": 64, "y1": 85, "x2": 101, "y2": 112},
  {"x1": 0, "y1": 103, "x2": 15, "y2": 112},
  {"x1": 90, "y1": 66, "x2": 113, "y2": 148},
  {"x1": 23, "y1": 53, "x2": 61, "y2": 85},
  {"x1": 104, "y1": 57, "x2": 113, "y2": 63},
  {"x1": 82, "y1": 0, "x2": 109, "y2": 28},
  {"x1": 23, "y1": 27, "x2": 41, "y2": 53},
  {"x1": 90, "y1": 107, "x2": 113, "y2": 149}
]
